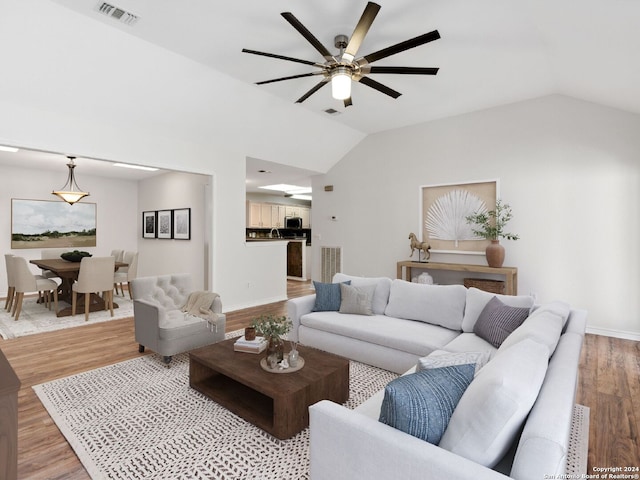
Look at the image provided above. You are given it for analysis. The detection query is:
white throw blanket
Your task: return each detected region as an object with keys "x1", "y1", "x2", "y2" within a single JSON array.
[{"x1": 181, "y1": 291, "x2": 221, "y2": 332}]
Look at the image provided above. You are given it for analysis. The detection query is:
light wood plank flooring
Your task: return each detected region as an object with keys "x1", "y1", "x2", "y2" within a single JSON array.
[{"x1": 1, "y1": 281, "x2": 638, "y2": 479}]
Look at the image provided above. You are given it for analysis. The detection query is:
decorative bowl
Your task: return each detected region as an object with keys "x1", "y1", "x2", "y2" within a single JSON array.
[{"x1": 61, "y1": 250, "x2": 92, "y2": 262}]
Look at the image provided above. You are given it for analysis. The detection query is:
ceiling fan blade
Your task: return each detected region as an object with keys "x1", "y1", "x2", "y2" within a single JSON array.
[
  {"x1": 295, "y1": 79, "x2": 330, "y2": 103},
  {"x1": 343, "y1": 2, "x2": 381, "y2": 62},
  {"x1": 242, "y1": 48, "x2": 321, "y2": 67},
  {"x1": 361, "y1": 30, "x2": 440, "y2": 65},
  {"x1": 256, "y1": 72, "x2": 323, "y2": 85},
  {"x1": 367, "y1": 66, "x2": 439, "y2": 75},
  {"x1": 357, "y1": 76, "x2": 401, "y2": 99},
  {"x1": 281, "y1": 12, "x2": 334, "y2": 62},
  {"x1": 344, "y1": 97, "x2": 353, "y2": 108}
]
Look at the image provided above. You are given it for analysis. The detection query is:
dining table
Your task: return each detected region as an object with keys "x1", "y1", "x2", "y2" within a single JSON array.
[{"x1": 30, "y1": 258, "x2": 128, "y2": 317}]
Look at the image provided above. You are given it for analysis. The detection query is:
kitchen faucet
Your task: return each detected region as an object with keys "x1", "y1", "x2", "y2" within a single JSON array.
[{"x1": 269, "y1": 228, "x2": 281, "y2": 238}]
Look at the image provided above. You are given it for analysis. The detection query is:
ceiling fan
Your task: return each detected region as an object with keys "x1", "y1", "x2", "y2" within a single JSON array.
[{"x1": 242, "y1": 2, "x2": 440, "y2": 107}]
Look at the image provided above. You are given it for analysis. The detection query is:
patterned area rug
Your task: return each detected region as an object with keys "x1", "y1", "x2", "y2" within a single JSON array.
[
  {"x1": 33, "y1": 339, "x2": 590, "y2": 479},
  {"x1": 0, "y1": 295, "x2": 134, "y2": 339},
  {"x1": 33, "y1": 350, "x2": 398, "y2": 479}
]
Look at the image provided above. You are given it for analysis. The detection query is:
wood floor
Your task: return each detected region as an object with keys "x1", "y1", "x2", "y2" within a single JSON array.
[{"x1": 1, "y1": 281, "x2": 638, "y2": 479}]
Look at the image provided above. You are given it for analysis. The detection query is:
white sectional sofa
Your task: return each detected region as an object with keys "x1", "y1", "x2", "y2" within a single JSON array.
[{"x1": 287, "y1": 273, "x2": 587, "y2": 480}]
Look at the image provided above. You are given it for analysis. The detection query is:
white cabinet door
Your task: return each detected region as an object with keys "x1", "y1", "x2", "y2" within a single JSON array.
[
  {"x1": 260, "y1": 203, "x2": 273, "y2": 228},
  {"x1": 285, "y1": 206, "x2": 299, "y2": 218},
  {"x1": 272, "y1": 205, "x2": 286, "y2": 228},
  {"x1": 247, "y1": 202, "x2": 263, "y2": 228},
  {"x1": 300, "y1": 207, "x2": 311, "y2": 228}
]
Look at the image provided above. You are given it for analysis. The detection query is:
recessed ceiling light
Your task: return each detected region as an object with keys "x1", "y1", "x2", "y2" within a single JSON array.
[
  {"x1": 258, "y1": 169, "x2": 272, "y2": 173},
  {"x1": 0, "y1": 145, "x2": 19, "y2": 152},
  {"x1": 113, "y1": 163, "x2": 158, "y2": 171}
]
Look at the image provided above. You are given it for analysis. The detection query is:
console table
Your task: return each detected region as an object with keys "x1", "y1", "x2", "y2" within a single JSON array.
[{"x1": 397, "y1": 261, "x2": 518, "y2": 295}]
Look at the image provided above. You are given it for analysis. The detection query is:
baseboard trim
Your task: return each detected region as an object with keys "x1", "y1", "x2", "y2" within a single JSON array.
[
  {"x1": 586, "y1": 326, "x2": 640, "y2": 341},
  {"x1": 223, "y1": 295, "x2": 288, "y2": 313}
]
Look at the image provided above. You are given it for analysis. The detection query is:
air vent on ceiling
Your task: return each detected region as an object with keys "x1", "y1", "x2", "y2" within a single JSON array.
[
  {"x1": 324, "y1": 108, "x2": 341, "y2": 115},
  {"x1": 97, "y1": 2, "x2": 140, "y2": 26}
]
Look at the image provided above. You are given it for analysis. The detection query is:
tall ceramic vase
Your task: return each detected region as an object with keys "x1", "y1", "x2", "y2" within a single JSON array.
[{"x1": 485, "y1": 240, "x2": 505, "y2": 268}]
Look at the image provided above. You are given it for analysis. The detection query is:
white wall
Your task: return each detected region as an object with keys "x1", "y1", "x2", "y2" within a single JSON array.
[
  {"x1": 0, "y1": 0, "x2": 359, "y2": 312},
  {"x1": 0, "y1": 164, "x2": 138, "y2": 290},
  {"x1": 312, "y1": 95, "x2": 640, "y2": 339},
  {"x1": 137, "y1": 171, "x2": 210, "y2": 290}
]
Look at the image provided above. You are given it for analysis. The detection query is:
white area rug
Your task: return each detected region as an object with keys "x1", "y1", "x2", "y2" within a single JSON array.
[
  {"x1": 0, "y1": 295, "x2": 134, "y2": 339},
  {"x1": 33, "y1": 334, "x2": 590, "y2": 480},
  {"x1": 33, "y1": 351, "x2": 397, "y2": 480}
]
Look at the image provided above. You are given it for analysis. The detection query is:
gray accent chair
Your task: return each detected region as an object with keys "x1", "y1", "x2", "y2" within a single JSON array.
[{"x1": 131, "y1": 274, "x2": 226, "y2": 364}]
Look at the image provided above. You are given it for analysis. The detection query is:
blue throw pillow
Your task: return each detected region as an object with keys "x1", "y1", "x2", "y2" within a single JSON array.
[
  {"x1": 312, "y1": 281, "x2": 351, "y2": 312},
  {"x1": 379, "y1": 364, "x2": 475, "y2": 445}
]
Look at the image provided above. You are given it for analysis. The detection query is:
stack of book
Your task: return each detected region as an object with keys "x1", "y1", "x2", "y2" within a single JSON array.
[{"x1": 233, "y1": 336, "x2": 267, "y2": 354}]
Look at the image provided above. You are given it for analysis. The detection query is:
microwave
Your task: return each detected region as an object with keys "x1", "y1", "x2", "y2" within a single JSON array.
[{"x1": 285, "y1": 217, "x2": 303, "y2": 229}]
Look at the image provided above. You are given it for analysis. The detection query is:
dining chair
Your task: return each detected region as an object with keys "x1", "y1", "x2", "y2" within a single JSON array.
[
  {"x1": 4, "y1": 253, "x2": 15, "y2": 311},
  {"x1": 114, "y1": 251, "x2": 139, "y2": 299},
  {"x1": 72, "y1": 256, "x2": 115, "y2": 322},
  {"x1": 110, "y1": 249, "x2": 124, "y2": 263},
  {"x1": 40, "y1": 248, "x2": 68, "y2": 279},
  {"x1": 11, "y1": 256, "x2": 59, "y2": 321}
]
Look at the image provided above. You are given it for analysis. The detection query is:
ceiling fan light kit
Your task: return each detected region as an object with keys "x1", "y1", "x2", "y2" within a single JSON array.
[{"x1": 242, "y1": 1, "x2": 440, "y2": 107}]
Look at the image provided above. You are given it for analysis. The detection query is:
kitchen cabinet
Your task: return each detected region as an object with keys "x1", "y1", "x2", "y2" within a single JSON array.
[
  {"x1": 287, "y1": 239, "x2": 308, "y2": 280},
  {"x1": 271, "y1": 205, "x2": 286, "y2": 228},
  {"x1": 248, "y1": 201, "x2": 311, "y2": 229},
  {"x1": 247, "y1": 202, "x2": 274, "y2": 228},
  {"x1": 300, "y1": 207, "x2": 311, "y2": 228}
]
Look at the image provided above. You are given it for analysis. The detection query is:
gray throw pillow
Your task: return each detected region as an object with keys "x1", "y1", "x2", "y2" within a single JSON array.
[
  {"x1": 473, "y1": 296, "x2": 530, "y2": 348},
  {"x1": 339, "y1": 283, "x2": 376, "y2": 315},
  {"x1": 312, "y1": 281, "x2": 350, "y2": 312},
  {"x1": 379, "y1": 364, "x2": 475, "y2": 445}
]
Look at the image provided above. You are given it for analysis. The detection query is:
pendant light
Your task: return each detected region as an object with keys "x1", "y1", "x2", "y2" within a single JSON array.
[{"x1": 52, "y1": 156, "x2": 90, "y2": 205}]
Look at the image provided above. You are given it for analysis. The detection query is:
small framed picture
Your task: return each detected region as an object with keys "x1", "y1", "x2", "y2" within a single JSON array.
[
  {"x1": 157, "y1": 210, "x2": 173, "y2": 239},
  {"x1": 173, "y1": 208, "x2": 191, "y2": 240},
  {"x1": 142, "y1": 211, "x2": 157, "y2": 239}
]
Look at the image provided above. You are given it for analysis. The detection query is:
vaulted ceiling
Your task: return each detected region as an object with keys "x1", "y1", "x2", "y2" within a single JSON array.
[{"x1": 50, "y1": 0, "x2": 640, "y2": 135}]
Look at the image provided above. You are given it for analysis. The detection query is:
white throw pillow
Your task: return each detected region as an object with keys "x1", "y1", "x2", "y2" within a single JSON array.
[
  {"x1": 417, "y1": 350, "x2": 491, "y2": 377},
  {"x1": 497, "y1": 301, "x2": 569, "y2": 356},
  {"x1": 338, "y1": 283, "x2": 376, "y2": 316},
  {"x1": 332, "y1": 273, "x2": 392, "y2": 315},
  {"x1": 438, "y1": 339, "x2": 549, "y2": 467},
  {"x1": 384, "y1": 280, "x2": 467, "y2": 331},
  {"x1": 461, "y1": 287, "x2": 534, "y2": 333}
]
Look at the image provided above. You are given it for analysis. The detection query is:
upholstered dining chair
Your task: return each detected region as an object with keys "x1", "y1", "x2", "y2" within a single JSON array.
[
  {"x1": 114, "y1": 251, "x2": 138, "y2": 298},
  {"x1": 40, "y1": 248, "x2": 69, "y2": 279},
  {"x1": 72, "y1": 256, "x2": 115, "y2": 322},
  {"x1": 4, "y1": 253, "x2": 15, "y2": 311},
  {"x1": 11, "y1": 256, "x2": 59, "y2": 321},
  {"x1": 110, "y1": 249, "x2": 124, "y2": 263}
]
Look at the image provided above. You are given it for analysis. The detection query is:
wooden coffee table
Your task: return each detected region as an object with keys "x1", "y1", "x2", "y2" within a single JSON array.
[{"x1": 189, "y1": 338, "x2": 349, "y2": 439}]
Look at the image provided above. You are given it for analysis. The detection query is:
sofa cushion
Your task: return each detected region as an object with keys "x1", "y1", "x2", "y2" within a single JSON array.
[
  {"x1": 384, "y1": 280, "x2": 467, "y2": 331},
  {"x1": 440, "y1": 333, "x2": 497, "y2": 356},
  {"x1": 473, "y1": 296, "x2": 530, "y2": 348},
  {"x1": 312, "y1": 280, "x2": 351, "y2": 312},
  {"x1": 438, "y1": 338, "x2": 549, "y2": 467},
  {"x1": 497, "y1": 301, "x2": 568, "y2": 356},
  {"x1": 159, "y1": 310, "x2": 211, "y2": 340},
  {"x1": 462, "y1": 287, "x2": 534, "y2": 333},
  {"x1": 339, "y1": 283, "x2": 376, "y2": 315},
  {"x1": 417, "y1": 350, "x2": 491, "y2": 376},
  {"x1": 300, "y1": 311, "x2": 460, "y2": 357},
  {"x1": 379, "y1": 364, "x2": 475, "y2": 445},
  {"x1": 333, "y1": 274, "x2": 392, "y2": 315}
]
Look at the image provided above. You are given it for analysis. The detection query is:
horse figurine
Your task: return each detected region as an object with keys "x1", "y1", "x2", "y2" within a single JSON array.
[{"x1": 408, "y1": 233, "x2": 431, "y2": 262}]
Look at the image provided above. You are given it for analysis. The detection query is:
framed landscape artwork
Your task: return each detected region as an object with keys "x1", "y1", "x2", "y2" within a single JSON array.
[
  {"x1": 420, "y1": 180, "x2": 498, "y2": 254},
  {"x1": 142, "y1": 211, "x2": 156, "y2": 239},
  {"x1": 173, "y1": 208, "x2": 191, "y2": 240},
  {"x1": 11, "y1": 198, "x2": 97, "y2": 249},
  {"x1": 157, "y1": 210, "x2": 173, "y2": 239}
]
